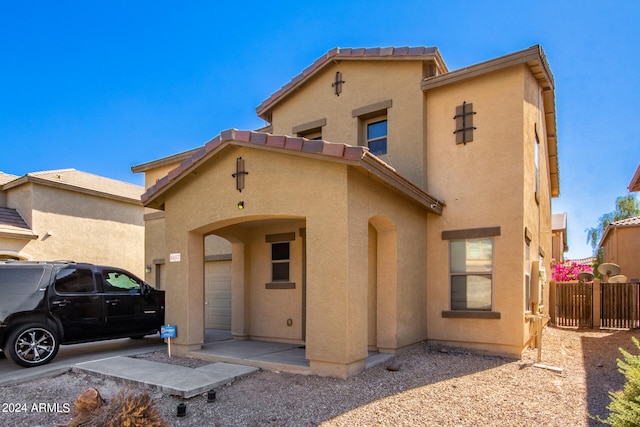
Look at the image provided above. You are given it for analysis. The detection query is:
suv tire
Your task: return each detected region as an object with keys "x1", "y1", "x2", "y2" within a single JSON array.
[{"x1": 5, "y1": 323, "x2": 60, "y2": 367}]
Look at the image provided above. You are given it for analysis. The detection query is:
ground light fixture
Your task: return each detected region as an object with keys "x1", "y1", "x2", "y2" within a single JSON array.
[{"x1": 177, "y1": 403, "x2": 186, "y2": 417}]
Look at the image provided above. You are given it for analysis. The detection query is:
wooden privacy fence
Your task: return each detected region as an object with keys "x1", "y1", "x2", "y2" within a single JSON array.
[{"x1": 550, "y1": 280, "x2": 640, "y2": 329}]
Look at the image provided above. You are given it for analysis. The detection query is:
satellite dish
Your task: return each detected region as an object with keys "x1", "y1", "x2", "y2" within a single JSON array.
[
  {"x1": 578, "y1": 271, "x2": 594, "y2": 282},
  {"x1": 598, "y1": 263, "x2": 621, "y2": 277},
  {"x1": 610, "y1": 275, "x2": 628, "y2": 283}
]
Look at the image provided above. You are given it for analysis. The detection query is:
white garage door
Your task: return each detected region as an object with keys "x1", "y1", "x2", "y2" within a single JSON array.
[{"x1": 205, "y1": 260, "x2": 232, "y2": 330}]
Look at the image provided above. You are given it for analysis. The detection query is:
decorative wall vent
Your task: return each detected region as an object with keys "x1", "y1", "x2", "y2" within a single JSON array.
[
  {"x1": 332, "y1": 71, "x2": 345, "y2": 96},
  {"x1": 453, "y1": 101, "x2": 476, "y2": 145}
]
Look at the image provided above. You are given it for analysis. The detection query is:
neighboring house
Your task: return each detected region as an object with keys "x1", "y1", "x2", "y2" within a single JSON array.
[
  {"x1": 597, "y1": 217, "x2": 640, "y2": 282},
  {"x1": 133, "y1": 45, "x2": 560, "y2": 378},
  {"x1": 552, "y1": 212, "x2": 568, "y2": 263},
  {"x1": 629, "y1": 164, "x2": 640, "y2": 192},
  {"x1": 0, "y1": 169, "x2": 145, "y2": 276}
]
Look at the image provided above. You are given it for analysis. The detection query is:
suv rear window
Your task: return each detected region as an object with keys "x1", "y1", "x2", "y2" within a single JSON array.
[{"x1": 0, "y1": 267, "x2": 46, "y2": 294}]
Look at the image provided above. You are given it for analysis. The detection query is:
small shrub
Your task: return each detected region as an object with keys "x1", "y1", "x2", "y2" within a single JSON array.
[{"x1": 598, "y1": 337, "x2": 640, "y2": 426}]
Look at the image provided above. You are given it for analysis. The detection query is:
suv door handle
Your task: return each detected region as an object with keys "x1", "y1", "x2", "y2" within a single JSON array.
[
  {"x1": 52, "y1": 300, "x2": 71, "y2": 307},
  {"x1": 106, "y1": 299, "x2": 120, "y2": 305}
]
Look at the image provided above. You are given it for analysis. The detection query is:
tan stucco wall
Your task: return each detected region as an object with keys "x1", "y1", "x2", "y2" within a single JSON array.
[
  {"x1": 603, "y1": 227, "x2": 640, "y2": 281},
  {"x1": 153, "y1": 143, "x2": 433, "y2": 377},
  {"x1": 271, "y1": 60, "x2": 427, "y2": 187},
  {"x1": 4, "y1": 183, "x2": 144, "y2": 276},
  {"x1": 424, "y1": 64, "x2": 553, "y2": 356}
]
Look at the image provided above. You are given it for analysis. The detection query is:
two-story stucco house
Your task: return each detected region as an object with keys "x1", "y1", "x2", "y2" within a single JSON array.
[
  {"x1": 134, "y1": 45, "x2": 560, "y2": 378},
  {"x1": 0, "y1": 169, "x2": 145, "y2": 276}
]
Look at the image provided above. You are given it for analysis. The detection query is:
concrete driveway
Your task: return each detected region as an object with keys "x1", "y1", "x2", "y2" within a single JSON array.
[{"x1": 0, "y1": 334, "x2": 164, "y2": 386}]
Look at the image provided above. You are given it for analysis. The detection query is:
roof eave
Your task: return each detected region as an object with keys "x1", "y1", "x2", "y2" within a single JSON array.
[
  {"x1": 3, "y1": 175, "x2": 142, "y2": 205},
  {"x1": 256, "y1": 46, "x2": 447, "y2": 121},
  {"x1": 628, "y1": 164, "x2": 640, "y2": 192}
]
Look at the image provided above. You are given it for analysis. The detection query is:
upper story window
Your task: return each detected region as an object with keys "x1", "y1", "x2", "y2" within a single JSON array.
[
  {"x1": 365, "y1": 118, "x2": 387, "y2": 155},
  {"x1": 352, "y1": 99, "x2": 392, "y2": 157},
  {"x1": 293, "y1": 118, "x2": 326, "y2": 141}
]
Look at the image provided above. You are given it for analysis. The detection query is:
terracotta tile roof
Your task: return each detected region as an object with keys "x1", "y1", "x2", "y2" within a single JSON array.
[
  {"x1": 0, "y1": 207, "x2": 37, "y2": 240},
  {"x1": 141, "y1": 128, "x2": 444, "y2": 215},
  {"x1": 610, "y1": 216, "x2": 640, "y2": 227},
  {"x1": 3, "y1": 169, "x2": 144, "y2": 204},
  {"x1": 256, "y1": 46, "x2": 445, "y2": 119}
]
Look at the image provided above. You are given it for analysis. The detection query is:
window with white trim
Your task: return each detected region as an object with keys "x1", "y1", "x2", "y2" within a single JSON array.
[{"x1": 450, "y1": 238, "x2": 493, "y2": 311}]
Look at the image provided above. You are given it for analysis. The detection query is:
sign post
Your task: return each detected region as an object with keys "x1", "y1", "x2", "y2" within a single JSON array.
[{"x1": 160, "y1": 325, "x2": 177, "y2": 357}]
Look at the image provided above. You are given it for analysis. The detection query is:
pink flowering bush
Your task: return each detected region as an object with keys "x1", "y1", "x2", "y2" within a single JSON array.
[{"x1": 551, "y1": 261, "x2": 593, "y2": 282}]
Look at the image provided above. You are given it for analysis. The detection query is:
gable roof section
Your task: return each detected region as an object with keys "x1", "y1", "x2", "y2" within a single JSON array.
[
  {"x1": 629, "y1": 164, "x2": 640, "y2": 192},
  {"x1": 598, "y1": 216, "x2": 640, "y2": 248},
  {"x1": 256, "y1": 46, "x2": 447, "y2": 120},
  {"x1": 141, "y1": 129, "x2": 444, "y2": 214},
  {"x1": 421, "y1": 45, "x2": 560, "y2": 199},
  {"x1": 2, "y1": 169, "x2": 143, "y2": 205},
  {"x1": 0, "y1": 207, "x2": 37, "y2": 240}
]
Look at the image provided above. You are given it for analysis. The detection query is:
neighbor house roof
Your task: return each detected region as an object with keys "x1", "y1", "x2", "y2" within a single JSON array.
[
  {"x1": 141, "y1": 129, "x2": 445, "y2": 214},
  {"x1": 0, "y1": 207, "x2": 37, "y2": 240},
  {"x1": 256, "y1": 46, "x2": 448, "y2": 120},
  {"x1": 552, "y1": 213, "x2": 567, "y2": 231},
  {"x1": 629, "y1": 164, "x2": 640, "y2": 192},
  {"x1": 2, "y1": 169, "x2": 144, "y2": 205},
  {"x1": 0, "y1": 172, "x2": 18, "y2": 186},
  {"x1": 421, "y1": 45, "x2": 560, "y2": 199},
  {"x1": 598, "y1": 216, "x2": 640, "y2": 248}
]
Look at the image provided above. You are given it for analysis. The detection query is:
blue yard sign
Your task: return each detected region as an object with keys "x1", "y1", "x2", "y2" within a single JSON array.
[{"x1": 161, "y1": 324, "x2": 177, "y2": 339}]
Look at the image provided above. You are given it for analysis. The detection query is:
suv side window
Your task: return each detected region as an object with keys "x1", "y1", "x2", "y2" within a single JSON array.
[
  {"x1": 103, "y1": 270, "x2": 141, "y2": 293},
  {"x1": 54, "y1": 268, "x2": 95, "y2": 293}
]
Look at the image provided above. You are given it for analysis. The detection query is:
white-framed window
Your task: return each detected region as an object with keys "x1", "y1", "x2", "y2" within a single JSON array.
[
  {"x1": 365, "y1": 118, "x2": 387, "y2": 155},
  {"x1": 450, "y1": 238, "x2": 493, "y2": 311},
  {"x1": 271, "y1": 242, "x2": 290, "y2": 282}
]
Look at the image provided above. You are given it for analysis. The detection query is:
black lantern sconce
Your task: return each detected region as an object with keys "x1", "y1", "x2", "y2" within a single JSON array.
[
  {"x1": 232, "y1": 157, "x2": 249, "y2": 192},
  {"x1": 332, "y1": 71, "x2": 345, "y2": 96}
]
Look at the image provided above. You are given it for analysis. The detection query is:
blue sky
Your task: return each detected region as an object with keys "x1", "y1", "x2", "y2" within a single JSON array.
[{"x1": 1, "y1": 1, "x2": 638, "y2": 259}]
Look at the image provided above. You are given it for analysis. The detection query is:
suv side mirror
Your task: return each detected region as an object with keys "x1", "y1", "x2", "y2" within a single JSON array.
[{"x1": 141, "y1": 282, "x2": 151, "y2": 296}]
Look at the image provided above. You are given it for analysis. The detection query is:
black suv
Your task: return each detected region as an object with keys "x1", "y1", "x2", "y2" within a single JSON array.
[{"x1": 0, "y1": 261, "x2": 165, "y2": 367}]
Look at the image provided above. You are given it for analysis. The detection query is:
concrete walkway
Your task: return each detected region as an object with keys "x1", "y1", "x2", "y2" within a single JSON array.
[
  {"x1": 74, "y1": 357, "x2": 258, "y2": 398},
  {"x1": 3, "y1": 330, "x2": 393, "y2": 399}
]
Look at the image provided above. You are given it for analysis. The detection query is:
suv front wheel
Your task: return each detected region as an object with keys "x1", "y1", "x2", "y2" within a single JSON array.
[{"x1": 5, "y1": 323, "x2": 60, "y2": 367}]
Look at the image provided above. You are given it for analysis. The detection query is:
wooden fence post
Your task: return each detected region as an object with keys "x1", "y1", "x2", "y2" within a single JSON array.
[
  {"x1": 592, "y1": 278, "x2": 601, "y2": 330},
  {"x1": 549, "y1": 280, "x2": 556, "y2": 324}
]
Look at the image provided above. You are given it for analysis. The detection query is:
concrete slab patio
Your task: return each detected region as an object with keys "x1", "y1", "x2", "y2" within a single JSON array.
[{"x1": 74, "y1": 357, "x2": 258, "y2": 398}]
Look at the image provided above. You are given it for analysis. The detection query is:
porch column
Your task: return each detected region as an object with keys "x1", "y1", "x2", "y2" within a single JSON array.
[
  {"x1": 164, "y1": 231, "x2": 205, "y2": 355},
  {"x1": 231, "y1": 241, "x2": 249, "y2": 338},
  {"x1": 305, "y1": 218, "x2": 369, "y2": 378}
]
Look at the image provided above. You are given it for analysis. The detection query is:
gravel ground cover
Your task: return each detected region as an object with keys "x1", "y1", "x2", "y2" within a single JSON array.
[{"x1": 0, "y1": 326, "x2": 636, "y2": 426}]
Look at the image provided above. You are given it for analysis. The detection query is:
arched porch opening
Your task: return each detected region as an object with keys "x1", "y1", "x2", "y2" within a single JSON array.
[{"x1": 196, "y1": 215, "x2": 307, "y2": 346}]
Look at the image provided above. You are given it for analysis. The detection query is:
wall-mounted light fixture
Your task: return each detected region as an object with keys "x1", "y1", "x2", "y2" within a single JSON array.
[
  {"x1": 232, "y1": 157, "x2": 248, "y2": 192},
  {"x1": 145, "y1": 264, "x2": 152, "y2": 273},
  {"x1": 237, "y1": 201, "x2": 245, "y2": 210}
]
